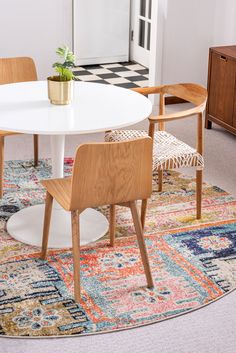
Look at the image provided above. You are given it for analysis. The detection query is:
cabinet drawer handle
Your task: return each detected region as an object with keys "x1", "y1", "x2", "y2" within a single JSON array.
[{"x1": 220, "y1": 55, "x2": 227, "y2": 62}]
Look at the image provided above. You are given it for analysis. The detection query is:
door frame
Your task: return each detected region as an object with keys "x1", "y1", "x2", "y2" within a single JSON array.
[
  {"x1": 149, "y1": 0, "x2": 167, "y2": 105},
  {"x1": 130, "y1": 0, "x2": 152, "y2": 68},
  {"x1": 130, "y1": 0, "x2": 166, "y2": 103}
]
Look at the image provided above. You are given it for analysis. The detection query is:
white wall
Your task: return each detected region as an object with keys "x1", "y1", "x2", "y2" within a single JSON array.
[
  {"x1": 0, "y1": 0, "x2": 72, "y2": 79},
  {"x1": 158, "y1": 0, "x2": 236, "y2": 86},
  {"x1": 213, "y1": 0, "x2": 236, "y2": 45}
]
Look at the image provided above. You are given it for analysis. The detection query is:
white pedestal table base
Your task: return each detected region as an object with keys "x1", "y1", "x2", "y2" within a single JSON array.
[{"x1": 7, "y1": 204, "x2": 109, "y2": 248}]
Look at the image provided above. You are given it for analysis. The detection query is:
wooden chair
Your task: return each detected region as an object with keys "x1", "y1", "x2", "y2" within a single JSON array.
[
  {"x1": 0, "y1": 57, "x2": 39, "y2": 197},
  {"x1": 105, "y1": 83, "x2": 208, "y2": 225},
  {"x1": 40, "y1": 138, "x2": 154, "y2": 302}
]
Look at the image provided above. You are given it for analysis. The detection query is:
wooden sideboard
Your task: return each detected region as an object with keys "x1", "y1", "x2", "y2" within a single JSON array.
[{"x1": 205, "y1": 45, "x2": 236, "y2": 135}]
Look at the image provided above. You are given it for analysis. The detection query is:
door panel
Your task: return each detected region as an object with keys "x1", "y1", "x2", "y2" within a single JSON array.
[
  {"x1": 131, "y1": 0, "x2": 152, "y2": 67},
  {"x1": 208, "y1": 52, "x2": 235, "y2": 126},
  {"x1": 73, "y1": 0, "x2": 130, "y2": 65}
]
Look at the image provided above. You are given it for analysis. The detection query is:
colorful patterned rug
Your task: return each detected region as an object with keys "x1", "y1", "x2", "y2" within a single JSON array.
[{"x1": 0, "y1": 159, "x2": 235, "y2": 337}]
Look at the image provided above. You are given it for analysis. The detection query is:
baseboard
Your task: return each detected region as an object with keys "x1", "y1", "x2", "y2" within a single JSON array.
[{"x1": 75, "y1": 55, "x2": 129, "y2": 66}]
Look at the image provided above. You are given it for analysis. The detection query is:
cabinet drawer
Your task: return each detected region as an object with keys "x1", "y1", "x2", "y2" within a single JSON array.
[{"x1": 208, "y1": 52, "x2": 236, "y2": 126}]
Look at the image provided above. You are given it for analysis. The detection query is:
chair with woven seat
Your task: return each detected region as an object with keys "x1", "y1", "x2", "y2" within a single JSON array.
[
  {"x1": 105, "y1": 83, "x2": 208, "y2": 225},
  {"x1": 0, "y1": 57, "x2": 39, "y2": 197},
  {"x1": 40, "y1": 138, "x2": 154, "y2": 302}
]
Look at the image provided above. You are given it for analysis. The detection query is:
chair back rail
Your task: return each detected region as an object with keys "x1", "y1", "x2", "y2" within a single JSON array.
[
  {"x1": 132, "y1": 83, "x2": 207, "y2": 107},
  {"x1": 0, "y1": 57, "x2": 37, "y2": 84},
  {"x1": 163, "y1": 83, "x2": 207, "y2": 106},
  {"x1": 132, "y1": 84, "x2": 207, "y2": 152},
  {"x1": 70, "y1": 138, "x2": 153, "y2": 210}
]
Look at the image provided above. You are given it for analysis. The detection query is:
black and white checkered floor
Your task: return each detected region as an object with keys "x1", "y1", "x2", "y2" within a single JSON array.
[{"x1": 73, "y1": 62, "x2": 149, "y2": 89}]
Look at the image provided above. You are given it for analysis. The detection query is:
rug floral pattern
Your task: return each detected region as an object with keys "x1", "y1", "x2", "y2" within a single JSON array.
[{"x1": 0, "y1": 159, "x2": 235, "y2": 337}]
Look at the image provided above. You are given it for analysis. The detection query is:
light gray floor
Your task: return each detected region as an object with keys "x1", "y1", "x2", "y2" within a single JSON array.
[{"x1": 1, "y1": 107, "x2": 236, "y2": 353}]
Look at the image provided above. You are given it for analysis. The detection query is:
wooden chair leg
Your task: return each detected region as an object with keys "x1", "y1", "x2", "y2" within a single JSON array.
[
  {"x1": 0, "y1": 136, "x2": 4, "y2": 198},
  {"x1": 158, "y1": 170, "x2": 163, "y2": 192},
  {"x1": 141, "y1": 199, "x2": 147, "y2": 230},
  {"x1": 71, "y1": 210, "x2": 81, "y2": 302},
  {"x1": 130, "y1": 201, "x2": 154, "y2": 288},
  {"x1": 41, "y1": 191, "x2": 53, "y2": 260},
  {"x1": 196, "y1": 169, "x2": 202, "y2": 219},
  {"x1": 33, "y1": 134, "x2": 39, "y2": 167},
  {"x1": 109, "y1": 204, "x2": 116, "y2": 247}
]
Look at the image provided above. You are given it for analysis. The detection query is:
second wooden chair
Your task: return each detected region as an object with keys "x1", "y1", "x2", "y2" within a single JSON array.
[{"x1": 40, "y1": 138, "x2": 154, "y2": 302}]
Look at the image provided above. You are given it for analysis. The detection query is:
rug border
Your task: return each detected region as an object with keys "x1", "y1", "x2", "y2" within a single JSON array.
[{"x1": 1, "y1": 287, "x2": 235, "y2": 339}]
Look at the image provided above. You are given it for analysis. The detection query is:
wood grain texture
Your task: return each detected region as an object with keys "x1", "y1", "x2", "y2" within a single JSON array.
[
  {"x1": 206, "y1": 46, "x2": 236, "y2": 135},
  {"x1": 33, "y1": 135, "x2": 39, "y2": 167},
  {"x1": 133, "y1": 84, "x2": 207, "y2": 124},
  {"x1": 70, "y1": 138, "x2": 153, "y2": 210},
  {"x1": 42, "y1": 139, "x2": 153, "y2": 211},
  {"x1": 0, "y1": 57, "x2": 39, "y2": 196},
  {"x1": 197, "y1": 112, "x2": 204, "y2": 155},
  {"x1": 41, "y1": 138, "x2": 154, "y2": 302},
  {"x1": 158, "y1": 170, "x2": 163, "y2": 192},
  {"x1": 140, "y1": 199, "x2": 147, "y2": 230},
  {"x1": 0, "y1": 57, "x2": 37, "y2": 84},
  {"x1": 132, "y1": 86, "x2": 163, "y2": 95},
  {"x1": 41, "y1": 177, "x2": 72, "y2": 210},
  {"x1": 41, "y1": 192, "x2": 53, "y2": 260},
  {"x1": 208, "y1": 52, "x2": 235, "y2": 126},
  {"x1": 109, "y1": 204, "x2": 116, "y2": 247},
  {"x1": 209, "y1": 45, "x2": 236, "y2": 60},
  {"x1": 196, "y1": 170, "x2": 203, "y2": 219},
  {"x1": 130, "y1": 201, "x2": 153, "y2": 288},
  {"x1": 71, "y1": 210, "x2": 81, "y2": 302}
]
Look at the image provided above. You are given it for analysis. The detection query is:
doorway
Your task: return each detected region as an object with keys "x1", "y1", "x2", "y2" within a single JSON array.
[{"x1": 130, "y1": 0, "x2": 153, "y2": 68}]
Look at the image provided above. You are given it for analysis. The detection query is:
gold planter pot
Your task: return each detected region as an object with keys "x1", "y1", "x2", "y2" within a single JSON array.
[{"x1": 47, "y1": 77, "x2": 73, "y2": 105}]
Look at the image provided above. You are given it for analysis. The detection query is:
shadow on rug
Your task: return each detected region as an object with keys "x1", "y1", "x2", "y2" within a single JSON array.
[{"x1": 0, "y1": 159, "x2": 235, "y2": 337}]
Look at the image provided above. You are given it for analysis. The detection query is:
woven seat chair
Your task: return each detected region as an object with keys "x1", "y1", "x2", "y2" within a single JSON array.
[{"x1": 105, "y1": 83, "x2": 208, "y2": 225}]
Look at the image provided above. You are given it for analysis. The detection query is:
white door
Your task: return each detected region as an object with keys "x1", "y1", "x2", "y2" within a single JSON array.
[
  {"x1": 73, "y1": 0, "x2": 130, "y2": 66},
  {"x1": 130, "y1": 0, "x2": 153, "y2": 68}
]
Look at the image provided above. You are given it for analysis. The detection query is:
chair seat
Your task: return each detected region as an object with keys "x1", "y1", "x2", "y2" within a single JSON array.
[
  {"x1": 41, "y1": 177, "x2": 71, "y2": 210},
  {"x1": 105, "y1": 130, "x2": 204, "y2": 170}
]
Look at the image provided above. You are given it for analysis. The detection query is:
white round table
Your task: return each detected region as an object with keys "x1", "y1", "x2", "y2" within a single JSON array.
[{"x1": 0, "y1": 81, "x2": 152, "y2": 248}]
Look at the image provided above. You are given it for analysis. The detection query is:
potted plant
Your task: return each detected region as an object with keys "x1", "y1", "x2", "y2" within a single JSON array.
[{"x1": 47, "y1": 46, "x2": 75, "y2": 105}]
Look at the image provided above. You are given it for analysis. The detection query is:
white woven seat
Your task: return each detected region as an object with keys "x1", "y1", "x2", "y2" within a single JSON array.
[{"x1": 105, "y1": 130, "x2": 204, "y2": 171}]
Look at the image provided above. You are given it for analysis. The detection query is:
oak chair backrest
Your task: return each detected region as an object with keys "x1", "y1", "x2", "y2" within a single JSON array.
[
  {"x1": 70, "y1": 138, "x2": 153, "y2": 210},
  {"x1": 132, "y1": 83, "x2": 207, "y2": 152},
  {"x1": 0, "y1": 57, "x2": 37, "y2": 84},
  {"x1": 162, "y1": 83, "x2": 207, "y2": 106}
]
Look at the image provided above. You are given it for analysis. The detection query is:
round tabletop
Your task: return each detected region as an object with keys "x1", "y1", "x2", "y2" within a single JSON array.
[{"x1": 0, "y1": 81, "x2": 152, "y2": 135}]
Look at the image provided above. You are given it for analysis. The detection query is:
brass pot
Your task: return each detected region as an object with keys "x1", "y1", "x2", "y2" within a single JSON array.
[{"x1": 47, "y1": 77, "x2": 73, "y2": 105}]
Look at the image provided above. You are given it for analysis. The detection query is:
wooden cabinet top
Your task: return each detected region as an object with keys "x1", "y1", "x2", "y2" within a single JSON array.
[{"x1": 210, "y1": 45, "x2": 236, "y2": 60}]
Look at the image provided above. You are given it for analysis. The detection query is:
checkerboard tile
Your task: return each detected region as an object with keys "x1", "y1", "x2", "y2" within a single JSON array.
[{"x1": 73, "y1": 62, "x2": 149, "y2": 88}]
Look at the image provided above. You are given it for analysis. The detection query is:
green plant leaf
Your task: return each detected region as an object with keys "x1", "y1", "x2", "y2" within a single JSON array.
[
  {"x1": 52, "y1": 62, "x2": 64, "y2": 68},
  {"x1": 53, "y1": 45, "x2": 76, "y2": 80},
  {"x1": 62, "y1": 61, "x2": 75, "y2": 68}
]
